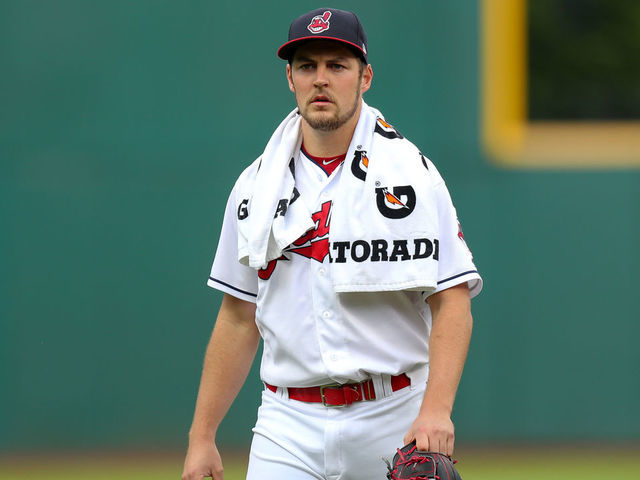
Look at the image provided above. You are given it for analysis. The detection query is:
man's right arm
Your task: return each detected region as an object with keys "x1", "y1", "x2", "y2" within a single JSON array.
[{"x1": 182, "y1": 293, "x2": 259, "y2": 480}]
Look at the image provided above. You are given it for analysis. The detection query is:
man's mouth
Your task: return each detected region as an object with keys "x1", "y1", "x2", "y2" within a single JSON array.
[{"x1": 311, "y1": 95, "x2": 332, "y2": 105}]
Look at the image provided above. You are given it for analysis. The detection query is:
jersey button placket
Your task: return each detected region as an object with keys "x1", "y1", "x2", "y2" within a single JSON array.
[
  {"x1": 314, "y1": 264, "x2": 350, "y2": 375},
  {"x1": 313, "y1": 258, "x2": 336, "y2": 370},
  {"x1": 311, "y1": 256, "x2": 333, "y2": 370},
  {"x1": 315, "y1": 179, "x2": 350, "y2": 375}
]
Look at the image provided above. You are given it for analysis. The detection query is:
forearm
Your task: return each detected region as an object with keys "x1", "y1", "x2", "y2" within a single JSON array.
[
  {"x1": 188, "y1": 295, "x2": 260, "y2": 442},
  {"x1": 420, "y1": 295, "x2": 472, "y2": 416},
  {"x1": 404, "y1": 283, "x2": 473, "y2": 454}
]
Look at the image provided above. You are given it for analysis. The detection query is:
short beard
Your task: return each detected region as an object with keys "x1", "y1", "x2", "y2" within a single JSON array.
[{"x1": 302, "y1": 90, "x2": 361, "y2": 131}]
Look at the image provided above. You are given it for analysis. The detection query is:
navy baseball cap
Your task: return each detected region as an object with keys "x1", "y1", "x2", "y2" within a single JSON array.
[{"x1": 277, "y1": 8, "x2": 368, "y2": 63}]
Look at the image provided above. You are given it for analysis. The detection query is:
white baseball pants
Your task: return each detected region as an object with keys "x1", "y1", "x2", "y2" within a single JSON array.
[{"x1": 246, "y1": 377, "x2": 426, "y2": 480}]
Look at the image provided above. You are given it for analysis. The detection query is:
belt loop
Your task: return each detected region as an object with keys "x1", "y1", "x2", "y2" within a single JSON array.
[
  {"x1": 406, "y1": 366, "x2": 429, "y2": 387},
  {"x1": 266, "y1": 382, "x2": 288, "y2": 399},
  {"x1": 370, "y1": 374, "x2": 385, "y2": 400},
  {"x1": 380, "y1": 374, "x2": 393, "y2": 397}
]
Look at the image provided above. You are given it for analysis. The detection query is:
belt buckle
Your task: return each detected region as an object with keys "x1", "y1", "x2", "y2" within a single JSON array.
[
  {"x1": 320, "y1": 380, "x2": 374, "y2": 406},
  {"x1": 320, "y1": 383, "x2": 345, "y2": 407}
]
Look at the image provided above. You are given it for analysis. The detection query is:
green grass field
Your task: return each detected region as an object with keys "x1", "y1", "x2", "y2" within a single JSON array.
[{"x1": 1, "y1": 447, "x2": 639, "y2": 479}]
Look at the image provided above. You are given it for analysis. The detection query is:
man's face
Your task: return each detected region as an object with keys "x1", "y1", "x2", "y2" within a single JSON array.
[{"x1": 287, "y1": 41, "x2": 373, "y2": 132}]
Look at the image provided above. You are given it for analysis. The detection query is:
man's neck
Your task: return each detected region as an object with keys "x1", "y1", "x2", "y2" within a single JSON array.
[{"x1": 300, "y1": 103, "x2": 362, "y2": 158}]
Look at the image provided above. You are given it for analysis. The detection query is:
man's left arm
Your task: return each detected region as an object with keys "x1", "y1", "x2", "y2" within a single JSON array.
[{"x1": 404, "y1": 282, "x2": 473, "y2": 456}]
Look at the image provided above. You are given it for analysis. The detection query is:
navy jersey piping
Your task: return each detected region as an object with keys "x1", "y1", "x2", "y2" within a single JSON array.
[
  {"x1": 437, "y1": 270, "x2": 478, "y2": 285},
  {"x1": 209, "y1": 276, "x2": 258, "y2": 297}
]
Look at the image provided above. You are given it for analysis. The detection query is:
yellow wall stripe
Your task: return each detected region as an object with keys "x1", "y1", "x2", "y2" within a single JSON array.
[{"x1": 482, "y1": 0, "x2": 640, "y2": 168}]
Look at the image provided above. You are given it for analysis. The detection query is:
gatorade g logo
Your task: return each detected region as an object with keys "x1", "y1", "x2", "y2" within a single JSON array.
[
  {"x1": 308, "y1": 11, "x2": 331, "y2": 33},
  {"x1": 374, "y1": 118, "x2": 404, "y2": 140},
  {"x1": 375, "y1": 185, "x2": 416, "y2": 219},
  {"x1": 351, "y1": 149, "x2": 369, "y2": 181},
  {"x1": 237, "y1": 199, "x2": 249, "y2": 220}
]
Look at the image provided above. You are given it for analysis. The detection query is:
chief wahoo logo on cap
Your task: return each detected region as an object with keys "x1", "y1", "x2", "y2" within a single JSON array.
[{"x1": 307, "y1": 11, "x2": 331, "y2": 33}]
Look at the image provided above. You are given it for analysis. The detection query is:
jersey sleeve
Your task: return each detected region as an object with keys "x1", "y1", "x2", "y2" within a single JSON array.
[
  {"x1": 207, "y1": 185, "x2": 259, "y2": 303},
  {"x1": 424, "y1": 166, "x2": 483, "y2": 300}
]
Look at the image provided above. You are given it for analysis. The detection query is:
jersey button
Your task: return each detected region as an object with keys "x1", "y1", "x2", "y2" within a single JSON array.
[
  {"x1": 318, "y1": 268, "x2": 326, "y2": 276},
  {"x1": 323, "y1": 311, "x2": 331, "y2": 319}
]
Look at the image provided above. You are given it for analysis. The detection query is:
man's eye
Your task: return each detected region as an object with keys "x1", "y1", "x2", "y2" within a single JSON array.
[
  {"x1": 299, "y1": 64, "x2": 313, "y2": 70},
  {"x1": 330, "y1": 64, "x2": 345, "y2": 70}
]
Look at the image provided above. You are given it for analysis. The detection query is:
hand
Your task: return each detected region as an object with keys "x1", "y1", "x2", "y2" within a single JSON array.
[
  {"x1": 182, "y1": 438, "x2": 224, "y2": 480},
  {"x1": 403, "y1": 412, "x2": 455, "y2": 456}
]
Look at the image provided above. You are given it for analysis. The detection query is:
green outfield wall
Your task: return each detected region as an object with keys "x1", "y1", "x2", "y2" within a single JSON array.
[{"x1": 1, "y1": 0, "x2": 638, "y2": 450}]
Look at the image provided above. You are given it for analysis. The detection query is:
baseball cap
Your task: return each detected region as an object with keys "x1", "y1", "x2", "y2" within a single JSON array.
[{"x1": 277, "y1": 8, "x2": 368, "y2": 63}]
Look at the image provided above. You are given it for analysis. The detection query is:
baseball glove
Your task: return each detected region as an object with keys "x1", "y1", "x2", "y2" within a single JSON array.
[{"x1": 385, "y1": 441, "x2": 462, "y2": 480}]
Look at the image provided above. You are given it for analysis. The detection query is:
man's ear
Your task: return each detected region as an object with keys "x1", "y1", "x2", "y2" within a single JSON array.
[
  {"x1": 360, "y1": 64, "x2": 373, "y2": 94},
  {"x1": 286, "y1": 64, "x2": 295, "y2": 93}
]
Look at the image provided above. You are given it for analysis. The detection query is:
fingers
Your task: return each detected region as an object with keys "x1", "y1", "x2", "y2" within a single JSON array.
[
  {"x1": 181, "y1": 460, "x2": 223, "y2": 480},
  {"x1": 414, "y1": 434, "x2": 453, "y2": 456},
  {"x1": 403, "y1": 432, "x2": 414, "y2": 446},
  {"x1": 181, "y1": 466, "x2": 222, "y2": 480},
  {"x1": 405, "y1": 422, "x2": 455, "y2": 456},
  {"x1": 426, "y1": 431, "x2": 454, "y2": 456},
  {"x1": 446, "y1": 435, "x2": 454, "y2": 457},
  {"x1": 414, "y1": 433, "x2": 428, "y2": 451},
  {"x1": 181, "y1": 441, "x2": 224, "y2": 480}
]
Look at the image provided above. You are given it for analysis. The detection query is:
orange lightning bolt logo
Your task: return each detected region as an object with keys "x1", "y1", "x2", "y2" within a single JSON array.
[{"x1": 382, "y1": 188, "x2": 409, "y2": 208}]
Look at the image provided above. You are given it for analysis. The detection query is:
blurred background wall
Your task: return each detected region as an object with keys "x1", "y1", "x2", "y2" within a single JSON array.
[{"x1": 1, "y1": 0, "x2": 638, "y2": 452}]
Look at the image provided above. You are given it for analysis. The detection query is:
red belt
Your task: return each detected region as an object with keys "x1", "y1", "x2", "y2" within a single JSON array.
[{"x1": 265, "y1": 373, "x2": 411, "y2": 407}]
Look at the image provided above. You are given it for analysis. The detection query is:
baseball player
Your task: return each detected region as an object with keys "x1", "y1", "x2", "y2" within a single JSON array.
[{"x1": 182, "y1": 8, "x2": 482, "y2": 480}]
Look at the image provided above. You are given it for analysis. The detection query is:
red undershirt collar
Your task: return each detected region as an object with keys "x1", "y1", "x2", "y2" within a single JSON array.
[{"x1": 301, "y1": 143, "x2": 347, "y2": 177}]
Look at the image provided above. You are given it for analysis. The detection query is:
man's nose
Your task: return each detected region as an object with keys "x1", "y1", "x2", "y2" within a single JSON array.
[{"x1": 313, "y1": 66, "x2": 329, "y2": 87}]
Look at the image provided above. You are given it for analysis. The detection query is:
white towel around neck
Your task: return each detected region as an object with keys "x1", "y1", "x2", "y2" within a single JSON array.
[{"x1": 236, "y1": 101, "x2": 440, "y2": 293}]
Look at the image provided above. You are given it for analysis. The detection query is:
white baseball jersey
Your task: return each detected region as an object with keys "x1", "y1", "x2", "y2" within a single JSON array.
[{"x1": 208, "y1": 148, "x2": 482, "y2": 388}]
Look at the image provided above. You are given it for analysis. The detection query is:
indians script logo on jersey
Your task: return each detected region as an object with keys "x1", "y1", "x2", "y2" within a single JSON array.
[
  {"x1": 259, "y1": 201, "x2": 332, "y2": 279},
  {"x1": 308, "y1": 11, "x2": 331, "y2": 33}
]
